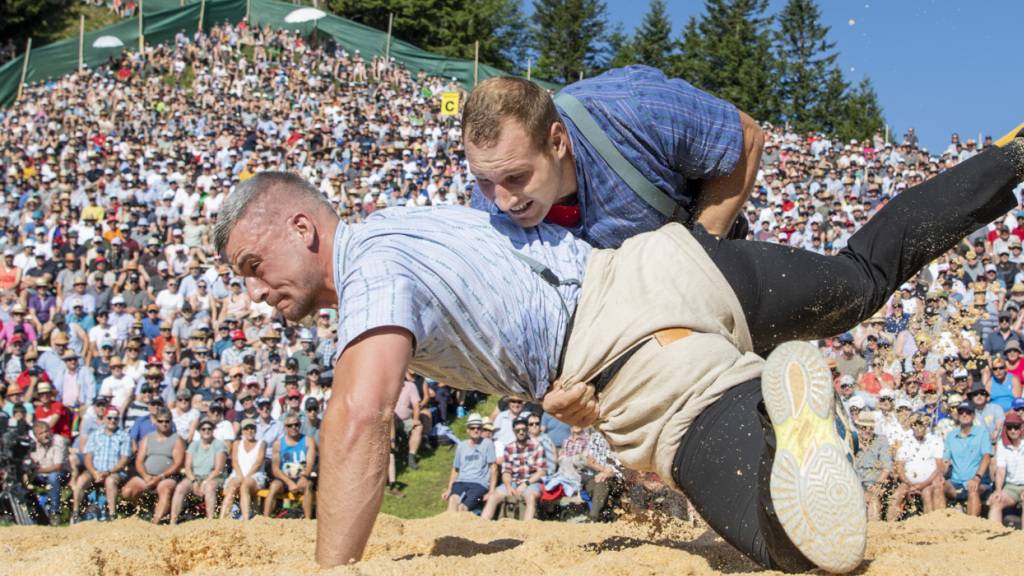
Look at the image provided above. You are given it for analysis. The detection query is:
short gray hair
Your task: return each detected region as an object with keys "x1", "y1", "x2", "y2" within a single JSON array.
[{"x1": 213, "y1": 171, "x2": 333, "y2": 259}]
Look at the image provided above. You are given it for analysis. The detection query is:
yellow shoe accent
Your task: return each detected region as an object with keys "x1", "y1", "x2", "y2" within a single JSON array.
[
  {"x1": 762, "y1": 342, "x2": 867, "y2": 574},
  {"x1": 995, "y1": 122, "x2": 1024, "y2": 148}
]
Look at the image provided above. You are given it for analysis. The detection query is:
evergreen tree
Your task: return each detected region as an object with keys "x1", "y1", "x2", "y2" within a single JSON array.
[
  {"x1": 531, "y1": 0, "x2": 610, "y2": 83},
  {"x1": 671, "y1": 16, "x2": 711, "y2": 88},
  {"x1": 675, "y1": 0, "x2": 781, "y2": 122},
  {"x1": 834, "y1": 77, "x2": 885, "y2": 142},
  {"x1": 328, "y1": 0, "x2": 528, "y2": 71},
  {"x1": 605, "y1": 23, "x2": 638, "y2": 70},
  {"x1": 774, "y1": 0, "x2": 838, "y2": 132},
  {"x1": 633, "y1": 0, "x2": 674, "y2": 70}
]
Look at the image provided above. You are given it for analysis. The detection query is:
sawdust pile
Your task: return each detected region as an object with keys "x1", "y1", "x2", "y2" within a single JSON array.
[{"x1": 1, "y1": 509, "x2": 1022, "y2": 575}]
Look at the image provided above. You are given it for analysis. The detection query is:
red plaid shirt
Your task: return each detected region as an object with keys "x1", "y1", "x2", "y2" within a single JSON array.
[{"x1": 502, "y1": 438, "x2": 545, "y2": 483}]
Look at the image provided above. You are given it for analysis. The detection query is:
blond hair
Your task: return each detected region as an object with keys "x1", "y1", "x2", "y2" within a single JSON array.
[{"x1": 462, "y1": 77, "x2": 560, "y2": 151}]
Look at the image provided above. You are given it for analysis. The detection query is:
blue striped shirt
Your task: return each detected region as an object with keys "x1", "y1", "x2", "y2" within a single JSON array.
[
  {"x1": 472, "y1": 65, "x2": 742, "y2": 249},
  {"x1": 333, "y1": 206, "x2": 591, "y2": 400},
  {"x1": 84, "y1": 429, "x2": 132, "y2": 472}
]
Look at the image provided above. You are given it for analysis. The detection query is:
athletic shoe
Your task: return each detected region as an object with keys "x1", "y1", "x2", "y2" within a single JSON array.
[
  {"x1": 407, "y1": 453, "x2": 418, "y2": 470},
  {"x1": 761, "y1": 341, "x2": 867, "y2": 574},
  {"x1": 995, "y1": 122, "x2": 1024, "y2": 148}
]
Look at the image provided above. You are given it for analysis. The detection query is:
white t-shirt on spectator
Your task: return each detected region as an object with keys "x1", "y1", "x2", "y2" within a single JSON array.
[
  {"x1": 996, "y1": 441, "x2": 1024, "y2": 485},
  {"x1": 897, "y1": 433, "x2": 943, "y2": 484},
  {"x1": 100, "y1": 374, "x2": 136, "y2": 409}
]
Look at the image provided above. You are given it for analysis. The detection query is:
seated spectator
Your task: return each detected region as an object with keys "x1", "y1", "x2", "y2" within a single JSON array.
[
  {"x1": 891, "y1": 413, "x2": 946, "y2": 519},
  {"x1": 481, "y1": 417, "x2": 545, "y2": 521},
  {"x1": 968, "y1": 384, "x2": 1005, "y2": 446},
  {"x1": 943, "y1": 401, "x2": 993, "y2": 516},
  {"x1": 72, "y1": 406, "x2": 131, "y2": 523},
  {"x1": 33, "y1": 382, "x2": 72, "y2": 439},
  {"x1": 491, "y1": 397, "x2": 530, "y2": 457},
  {"x1": 300, "y1": 397, "x2": 321, "y2": 444},
  {"x1": 264, "y1": 414, "x2": 316, "y2": 519},
  {"x1": 583, "y1": 428, "x2": 624, "y2": 522},
  {"x1": 985, "y1": 356, "x2": 1020, "y2": 412},
  {"x1": 170, "y1": 417, "x2": 228, "y2": 524},
  {"x1": 442, "y1": 413, "x2": 496, "y2": 513},
  {"x1": 29, "y1": 421, "x2": 68, "y2": 519},
  {"x1": 851, "y1": 412, "x2": 892, "y2": 521},
  {"x1": 130, "y1": 396, "x2": 177, "y2": 449},
  {"x1": 221, "y1": 418, "x2": 267, "y2": 520},
  {"x1": 72, "y1": 397, "x2": 111, "y2": 482},
  {"x1": 121, "y1": 408, "x2": 186, "y2": 524},
  {"x1": 988, "y1": 411, "x2": 1024, "y2": 524},
  {"x1": 207, "y1": 402, "x2": 237, "y2": 446}
]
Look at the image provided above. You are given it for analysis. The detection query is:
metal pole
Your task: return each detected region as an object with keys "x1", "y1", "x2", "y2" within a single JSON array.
[
  {"x1": 527, "y1": 58, "x2": 531, "y2": 81},
  {"x1": 385, "y1": 13, "x2": 393, "y2": 62},
  {"x1": 473, "y1": 40, "x2": 479, "y2": 87},
  {"x1": 138, "y1": 0, "x2": 144, "y2": 52},
  {"x1": 245, "y1": 0, "x2": 251, "y2": 25},
  {"x1": 17, "y1": 38, "x2": 31, "y2": 101},
  {"x1": 78, "y1": 14, "x2": 85, "y2": 71},
  {"x1": 198, "y1": 0, "x2": 206, "y2": 33}
]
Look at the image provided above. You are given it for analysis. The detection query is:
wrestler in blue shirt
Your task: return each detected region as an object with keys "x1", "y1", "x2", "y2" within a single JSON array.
[{"x1": 466, "y1": 65, "x2": 763, "y2": 248}]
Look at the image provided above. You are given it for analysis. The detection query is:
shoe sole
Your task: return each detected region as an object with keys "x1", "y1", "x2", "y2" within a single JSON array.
[{"x1": 762, "y1": 341, "x2": 867, "y2": 574}]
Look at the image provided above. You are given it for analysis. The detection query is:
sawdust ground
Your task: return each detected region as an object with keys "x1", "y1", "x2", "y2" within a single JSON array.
[{"x1": 1, "y1": 509, "x2": 1021, "y2": 575}]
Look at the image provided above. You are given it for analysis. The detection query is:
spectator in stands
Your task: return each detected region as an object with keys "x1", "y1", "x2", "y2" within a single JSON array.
[
  {"x1": 491, "y1": 397, "x2": 529, "y2": 455},
  {"x1": 968, "y1": 384, "x2": 1005, "y2": 446},
  {"x1": 481, "y1": 417, "x2": 545, "y2": 521},
  {"x1": 583, "y1": 428, "x2": 623, "y2": 522},
  {"x1": 851, "y1": 412, "x2": 892, "y2": 521},
  {"x1": 394, "y1": 376, "x2": 428, "y2": 470},
  {"x1": 221, "y1": 418, "x2": 267, "y2": 520},
  {"x1": 29, "y1": 421, "x2": 68, "y2": 519},
  {"x1": 943, "y1": 401, "x2": 993, "y2": 516},
  {"x1": 300, "y1": 397, "x2": 321, "y2": 443},
  {"x1": 264, "y1": 413, "x2": 317, "y2": 518},
  {"x1": 33, "y1": 382, "x2": 72, "y2": 440},
  {"x1": 72, "y1": 406, "x2": 131, "y2": 523},
  {"x1": 527, "y1": 413, "x2": 557, "y2": 475},
  {"x1": 988, "y1": 405, "x2": 1024, "y2": 519},
  {"x1": 170, "y1": 417, "x2": 228, "y2": 524},
  {"x1": 891, "y1": 413, "x2": 946, "y2": 519},
  {"x1": 442, "y1": 413, "x2": 497, "y2": 513},
  {"x1": 121, "y1": 407, "x2": 186, "y2": 524},
  {"x1": 985, "y1": 356, "x2": 1021, "y2": 412},
  {"x1": 254, "y1": 397, "x2": 282, "y2": 459}
]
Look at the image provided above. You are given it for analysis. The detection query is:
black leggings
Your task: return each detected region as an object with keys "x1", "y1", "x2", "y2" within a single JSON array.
[
  {"x1": 672, "y1": 145, "x2": 1022, "y2": 571},
  {"x1": 694, "y1": 145, "x2": 1022, "y2": 356}
]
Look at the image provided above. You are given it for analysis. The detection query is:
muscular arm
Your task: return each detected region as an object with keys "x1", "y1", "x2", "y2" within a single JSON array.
[
  {"x1": 316, "y1": 327, "x2": 412, "y2": 569},
  {"x1": 695, "y1": 111, "x2": 763, "y2": 236}
]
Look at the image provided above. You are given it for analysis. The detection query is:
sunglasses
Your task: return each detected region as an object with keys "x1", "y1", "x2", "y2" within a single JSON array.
[
  {"x1": 285, "y1": 423, "x2": 301, "y2": 429},
  {"x1": 156, "y1": 419, "x2": 171, "y2": 424},
  {"x1": 199, "y1": 426, "x2": 214, "y2": 432},
  {"x1": 528, "y1": 422, "x2": 540, "y2": 426},
  {"x1": 956, "y1": 409, "x2": 974, "y2": 415},
  {"x1": 467, "y1": 425, "x2": 481, "y2": 431},
  {"x1": 105, "y1": 416, "x2": 119, "y2": 421},
  {"x1": 514, "y1": 427, "x2": 527, "y2": 433},
  {"x1": 911, "y1": 422, "x2": 928, "y2": 428},
  {"x1": 243, "y1": 425, "x2": 256, "y2": 431},
  {"x1": 1007, "y1": 424, "x2": 1023, "y2": 431}
]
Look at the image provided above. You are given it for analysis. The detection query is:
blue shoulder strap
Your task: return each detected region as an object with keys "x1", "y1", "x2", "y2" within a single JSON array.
[{"x1": 554, "y1": 92, "x2": 682, "y2": 220}]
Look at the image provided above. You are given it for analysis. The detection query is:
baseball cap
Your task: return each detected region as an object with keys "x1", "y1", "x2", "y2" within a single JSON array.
[
  {"x1": 952, "y1": 368, "x2": 969, "y2": 379},
  {"x1": 304, "y1": 397, "x2": 319, "y2": 411},
  {"x1": 839, "y1": 374, "x2": 855, "y2": 387},
  {"x1": 285, "y1": 357, "x2": 299, "y2": 369},
  {"x1": 231, "y1": 330, "x2": 246, "y2": 341},
  {"x1": 1012, "y1": 398, "x2": 1024, "y2": 411},
  {"x1": 255, "y1": 397, "x2": 272, "y2": 407},
  {"x1": 240, "y1": 418, "x2": 257, "y2": 429},
  {"x1": 837, "y1": 333, "x2": 854, "y2": 344},
  {"x1": 847, "y1": 396, "x2": 867, "y2": 410},
  {"x1": 286, "y1": 388, "x2": 302, "y2": 398},
  {"x1": 895, "y1": 399, "x2": 913, "y2": 411},
  {"x1": 879, "y1": 388, "x2": 896, "y2": 399},
  {"x1": 956, "y1": 401, "x2": 976, "y2": 413}
]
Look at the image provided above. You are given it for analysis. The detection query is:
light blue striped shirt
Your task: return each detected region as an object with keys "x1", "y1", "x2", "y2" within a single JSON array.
[
  {"x1": 333, "y1": 206, "x2": 591, "y2": 400},
  {"x1": 472, "y1": 65, "x2": 742, "y2": 249}
]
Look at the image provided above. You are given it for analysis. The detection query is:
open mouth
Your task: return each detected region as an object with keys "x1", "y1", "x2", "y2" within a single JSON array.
[{"x1": 509, "y1": 200, "x2": 533, "y2": 216}]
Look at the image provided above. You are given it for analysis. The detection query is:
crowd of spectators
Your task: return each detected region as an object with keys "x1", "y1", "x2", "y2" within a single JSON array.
[{"x1": 3, "y1": 19, "x2": 1024, "y2": 528}]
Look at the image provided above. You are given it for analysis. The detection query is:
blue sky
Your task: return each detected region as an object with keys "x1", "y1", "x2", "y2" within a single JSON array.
[{"x1": 595, "y1": 0, "x2": 1020, "y2": 153}]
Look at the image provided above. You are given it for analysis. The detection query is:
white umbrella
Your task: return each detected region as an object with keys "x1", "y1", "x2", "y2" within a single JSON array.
[
  {"x1": 92, "y1": 35, "x2": 125, "y2": 49},
  {"x1": 284, "y1": 7, "x2": 327, "y2": 23}
]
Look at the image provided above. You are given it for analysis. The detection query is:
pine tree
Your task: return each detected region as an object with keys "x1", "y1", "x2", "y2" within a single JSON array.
[
  {"x1": 774, "y1": 0, "x2": 838, "y2": 132},
  {"x1": 633, "y1": 0, "x2": 674, "y2": 70},
  {"x1": 605, "y1": 23, "x2": 638, "y2": 70},
  {"x1": 676, "y1": 0, "x2": 781, "y2": 123},
  {"x1": 670, "y1": 17, "x2": 711, "y2": 88},
  {"x1": 532, "y1": 0, "x2": 610, "y2": 83},
  {"x1": 834, "y1": 77, "x2": 885, "y2": 142}
]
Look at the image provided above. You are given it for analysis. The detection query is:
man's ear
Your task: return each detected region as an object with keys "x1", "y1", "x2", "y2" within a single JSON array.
[
  {"x1": 289, "y1": 212, "x2": 318, "y2": 251},
  {"x1": 549, "y1": 121, "x2": 570, "y2": 159}
]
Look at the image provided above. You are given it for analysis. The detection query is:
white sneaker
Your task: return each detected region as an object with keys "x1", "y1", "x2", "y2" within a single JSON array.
[{"x1": 761, "y1": 341, "x2": 867, "y2": 574}]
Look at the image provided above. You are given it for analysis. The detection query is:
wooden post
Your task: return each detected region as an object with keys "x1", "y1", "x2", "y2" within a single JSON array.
[
  {"x1": 198, "y1": 0, "x2": 206, "y2": 32},
  {"x1": 473, "y1": 40, "x2": 479, "y2": 87},
  {"x1": 78, "y1": 15, "x2": 85, "y2": 71},
  {"x1": 138, "y1": 0, "x2": 144, "y2": 52},
  {"x1": 385, "y1": 13, "x2": 393, "y2": 62},
  {"x1": 17, "y1": 38, "x2": 31, "y2": 101},
  {"x1": 527, "y1": 58, "x2": 531, "y2": 81}
]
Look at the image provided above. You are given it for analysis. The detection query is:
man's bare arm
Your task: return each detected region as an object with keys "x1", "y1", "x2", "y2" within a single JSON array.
[
  {"x1": 695, "y1": 110, "x2": 764, "y2": 236},
  {"x1": 316, "y1": 327, "x2": 412, "y2": 569}
]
